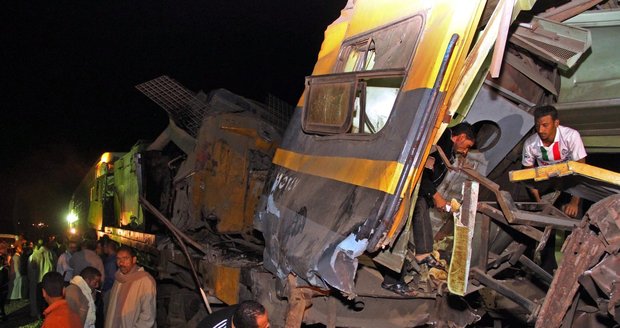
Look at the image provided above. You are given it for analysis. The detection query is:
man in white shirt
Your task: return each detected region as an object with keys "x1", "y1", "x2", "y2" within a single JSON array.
[
  {"x1": 57, "y1": 240, "x2": 78, "y2": 283},
  {"x1": 522, "y1": 105, "x2": 587, "y2": 274},
  {"x1": 522, "y1": 105, "x2": 587, "y2": 217}
]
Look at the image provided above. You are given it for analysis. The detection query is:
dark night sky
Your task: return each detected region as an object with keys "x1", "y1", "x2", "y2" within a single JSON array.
[{"x1": 0, "y1": 1, "x2": 346, "y2": 234}]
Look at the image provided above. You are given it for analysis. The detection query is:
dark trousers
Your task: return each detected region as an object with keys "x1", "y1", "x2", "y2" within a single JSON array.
[
  {"x1": 539, "y1": 193, "x2": 581, "y2": 274},
  {"x1": 412, "y1": 196, "x2": 434, "y2": 255},
  {"x1": 0, "y1": 291, "x2": 6, "y2": 317},
  {"x1": 540, "y1": 230, "x2": 557, "y2": 274}
]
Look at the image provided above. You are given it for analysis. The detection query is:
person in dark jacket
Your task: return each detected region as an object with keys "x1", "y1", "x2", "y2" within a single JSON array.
[
  {"x1": 412, "y1": 122, "x2": 475, "y2": 267},
  {"x1": 198, "y1": 300, "x2": 269, "y2": 328},
  {"x1": 382, "y1": 123, "x2": 475, "y2": 295}
]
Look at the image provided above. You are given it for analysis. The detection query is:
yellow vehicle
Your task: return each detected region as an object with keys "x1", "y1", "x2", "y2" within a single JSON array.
[{"x1": 70, "y1": 1, "x2": 620, "y2": 327}]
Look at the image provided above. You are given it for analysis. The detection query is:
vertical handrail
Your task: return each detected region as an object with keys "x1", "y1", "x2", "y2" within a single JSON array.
[{"x1": 367, "y1": 33, "x2": 460, "y2": 251}]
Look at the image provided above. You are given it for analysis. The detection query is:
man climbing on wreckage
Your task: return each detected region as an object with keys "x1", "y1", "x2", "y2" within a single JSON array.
[
  {"x1": 522, "y1": 105, "x2": 587, "y2": 273},
  {"x1": 383, "y1": 122, "x2": 476, "y2": 295}
]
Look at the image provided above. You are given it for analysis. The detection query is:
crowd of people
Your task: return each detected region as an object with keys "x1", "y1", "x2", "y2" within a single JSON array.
[
  {"x1": 0, "y1": 228, "x2": 272, "y2": 328},
  {"x1": 0, "y1": 232, "x2": 156, "y2": 327}
]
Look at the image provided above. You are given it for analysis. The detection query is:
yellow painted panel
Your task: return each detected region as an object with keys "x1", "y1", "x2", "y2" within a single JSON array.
[
  {"x1": 207, "y1": 141, "x2": 248, "y2": 233},
  {"x1": 509, "y1": 161, "x2": 620, "y2": 186},
  {"x1": 448, "y1": 225, "x2": 470, "y2": 296},
  {"x1": 273, "y1": 148, "x2": 404, "y2": 194},
  {"x1": 300, "y1": 0, "x2": 487, "y2": 107},
  {"x1": 405, "y1": 1, "x2": 487, "y2": 92},
  {"x1": 213, "y1": 266, "x2": 240, "y2": 305}
]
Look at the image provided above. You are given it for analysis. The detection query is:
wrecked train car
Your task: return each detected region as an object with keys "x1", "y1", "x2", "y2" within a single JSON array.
[
  {"x1": 255, "y1": 0, "x2": 620, "y2": 326},
  {"x1": 69, "y1": 0, "x2": 620, "y2": 327}
]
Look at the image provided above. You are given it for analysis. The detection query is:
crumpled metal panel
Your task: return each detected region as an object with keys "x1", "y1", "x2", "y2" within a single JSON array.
[
  {"x1": 537, "y1": 194, "x2": 620, "y2": 327},
  {"x1": 316, "y1": 231, "x2": 368, "y2": 296},
  {"x1": 589, "y1": 254, "x2": 620, "y2": 297},
  {"x1": 257, "y1": 162, "x2": 383, "y2": 294}
]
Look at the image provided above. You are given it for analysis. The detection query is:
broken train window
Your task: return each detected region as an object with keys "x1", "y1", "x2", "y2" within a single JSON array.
[{"x1": 302, "y1": 15, "x2": 422, "y2": 135}]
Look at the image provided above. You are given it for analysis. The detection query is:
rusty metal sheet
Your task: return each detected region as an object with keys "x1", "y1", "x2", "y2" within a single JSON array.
[
  {"x1": 536, "y1": 228, "x2": 605, "y2": 326},
  {"x1": 193, "y1": 113, "x2": 279, "y2": 234},
  {"x1": 589, "y1": 254, "x2": 620, "y2": 295},
  {"x1": 210, "y1": 265, "x2": 241, "y2": 306},
  {"x1": 535, "y1": 195, "x2": 620, "y2": 327}
]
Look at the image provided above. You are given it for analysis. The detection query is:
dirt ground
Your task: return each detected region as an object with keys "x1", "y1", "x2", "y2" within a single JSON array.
[{"x1": 2, "y1": 299, "x2": 42, "y2": 328}]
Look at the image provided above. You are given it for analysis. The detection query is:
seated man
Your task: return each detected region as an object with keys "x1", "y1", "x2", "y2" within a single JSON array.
[{"x1": 198, "y1": 300, "x2": 269, "y2": 328}]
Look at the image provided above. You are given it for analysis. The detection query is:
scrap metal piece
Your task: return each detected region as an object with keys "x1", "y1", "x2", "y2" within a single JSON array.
[
  {"x1": 284, "y1": 274, "x2": 319, "y2": 328},
  {"x1": 136, "y1": 75, "x2": 209, "y2": 137},
  {"x1": 448, "y1": 180, "x2": 480, "y2": 296},
  {"x1": 534, "y1": 225, "x2": 553, "y2": 253},
  {"x1": 317, "y1": 231, "x2": 369, "y2": 297},
  {"x1": 511, "y1": 16, "x2": 592, "y2": 70},
  {"x1": 538, "y1": 0, "x2": 604, "y2": 22},
  {"x1": 503, "y1": 51, "x2": 559, "y2": 95},
  {"x1": 477, "y1": 203, "x2": 544, "y2": 240},
  {"x1": 510, "y1": 161, "x2": 620, "y2": 186},
  {"x1": 471, "y1": 268, "x2": 540, "y2": 317},
  {"x1": 536, "y1": 194, "x2": 620, "y2": 327},
  {"x1": 490, "y1": 0, "x2": 515, "y2": 78},
  {"x1": 536, "y1": 225, "x2": 604, "y2": 326},
  {"x1": 509, "y1": 161, "x2": 620, "y2": 202}
]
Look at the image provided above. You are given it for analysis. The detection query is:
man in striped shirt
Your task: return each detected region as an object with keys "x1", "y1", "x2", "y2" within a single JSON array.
[{"x1": 522, "y1": 105, "x2": 587, "y2": 217}]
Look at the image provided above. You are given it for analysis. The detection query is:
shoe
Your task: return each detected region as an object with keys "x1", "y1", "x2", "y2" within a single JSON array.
[
  {"x1": 417, "y1": 254, "x2": 445, "y2": 270},
  {"x1": 381, "y1": 281, "x2": 418, "y2": 297}
]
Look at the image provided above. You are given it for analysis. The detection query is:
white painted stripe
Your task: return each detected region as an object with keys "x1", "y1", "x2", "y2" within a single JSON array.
[{"x1": 214, "y1": 319, "x2": 228, "y2": 328}]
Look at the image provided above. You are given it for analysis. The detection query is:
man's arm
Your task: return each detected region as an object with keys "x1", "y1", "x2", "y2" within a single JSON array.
[
  {"x1": 562, "y1": 129, "x2": 587, "y2": 217},
  {"x1": 522, "y1": 165, "x2": 543, "y2": 202},
  {"x1": 563, "y1": 157, "x2": 586, "y2": 217},
  {"x1": 432, "y1": 192, "x2": 448, "y2": 212}
]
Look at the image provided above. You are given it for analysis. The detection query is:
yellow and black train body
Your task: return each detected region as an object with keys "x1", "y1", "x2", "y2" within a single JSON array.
[{"x1": 259, "y1": 0, "x2": 488, "y2": 294}]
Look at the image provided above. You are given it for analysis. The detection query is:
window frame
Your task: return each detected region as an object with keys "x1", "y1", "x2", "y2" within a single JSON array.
[{"x1": 302, "y1": 69, "x2": 405, "y2": 135}]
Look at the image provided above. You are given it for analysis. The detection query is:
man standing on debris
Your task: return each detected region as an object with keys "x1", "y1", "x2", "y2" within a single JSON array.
[
  {"x1": 413, "y1": 122, "x2": 475, "y2": 266},
  {"x1": 522, "y1": 105, "x2": 587, "y2": 217},
  {"x1": 383, "y1": 122, "x2": 476, "y2": 295},
  {"x1": 522, "y1": 105, "x2": 587, "y2": 273},
  {"x1": 105, "y1": 246, "x2": 156, "y2": 328}
]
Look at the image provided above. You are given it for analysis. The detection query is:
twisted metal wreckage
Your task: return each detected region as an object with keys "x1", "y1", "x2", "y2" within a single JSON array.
[{"x1": 68, "y1": 0, "x2": 620, "y2": 326}]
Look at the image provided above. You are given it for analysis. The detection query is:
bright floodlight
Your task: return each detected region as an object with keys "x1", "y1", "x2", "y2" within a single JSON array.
[{"x1": 66, "y1": 212, "x2": 78, "y2": 224}]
